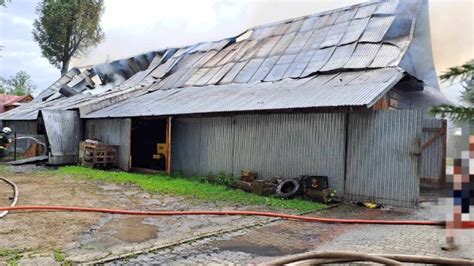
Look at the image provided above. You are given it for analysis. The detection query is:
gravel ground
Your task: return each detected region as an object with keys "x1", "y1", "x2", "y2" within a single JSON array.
[
  {"x1": 110, "y1": 202, "x2": 474, "y2": 264},
  {"x1": 0, "y1": 165, "x2": 273, "y2": 264}
]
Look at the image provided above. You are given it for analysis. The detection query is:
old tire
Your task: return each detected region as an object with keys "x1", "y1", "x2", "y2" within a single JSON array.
[{"x1": 276, "y1": 179, "x2": 301, "y2": 199}]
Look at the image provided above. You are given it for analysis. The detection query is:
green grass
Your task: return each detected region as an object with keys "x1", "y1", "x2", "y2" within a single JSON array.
[
  {"x1": 52, "y1": 250, "x2": 65, "y2": 262},
  {"x1": 57, "y1": 166, "x2": 325, "y2": 213},
  {"x1": 0, "y1": 248, "x2": 23, "y2": 266}
]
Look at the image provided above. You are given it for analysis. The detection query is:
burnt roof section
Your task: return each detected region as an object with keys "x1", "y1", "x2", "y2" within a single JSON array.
[{"x1": 1, "y1": 0, "x2": 445, "y2": 121}]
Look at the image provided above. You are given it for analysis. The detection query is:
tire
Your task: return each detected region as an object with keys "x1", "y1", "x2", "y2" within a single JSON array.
[{"x1": 276, "y1": 179, "x2": 301, "y2": 199}]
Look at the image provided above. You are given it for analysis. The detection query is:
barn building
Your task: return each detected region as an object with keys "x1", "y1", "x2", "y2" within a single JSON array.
[{"x1": 0, "y1": 0, "x2": 450, "y2": 207}]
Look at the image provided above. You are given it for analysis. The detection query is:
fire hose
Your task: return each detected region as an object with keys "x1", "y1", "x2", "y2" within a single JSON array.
[
  {"x1": 0, "y1": 175, "x2": 446, "y2": 226},
  {"x1": 0, "y1": 205, "x2": 445, "y2": 226},
  {"x1": 2, "y1": 179, "x2": 473, "y2": 265},
  {"x1": 261, "y1": 251, "x2": 474, "y2": 265},
  {"x1": 0, "y1": 176, "x2": 18, "y2": 218}
]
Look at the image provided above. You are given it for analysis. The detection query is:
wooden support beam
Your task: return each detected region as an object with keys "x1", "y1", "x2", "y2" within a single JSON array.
[{"x1": 166, "y1": 116, "x2": 173, "y2": 175}]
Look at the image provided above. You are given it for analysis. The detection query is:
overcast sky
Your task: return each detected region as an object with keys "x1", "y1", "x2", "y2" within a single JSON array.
[{"x1": 0, "y1": 0, "x2": 473, "y2": 102}]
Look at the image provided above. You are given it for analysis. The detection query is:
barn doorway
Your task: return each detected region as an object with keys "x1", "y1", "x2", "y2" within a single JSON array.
[{"x1": 131, "y1": 118, "x2": 169, "y2": 172}]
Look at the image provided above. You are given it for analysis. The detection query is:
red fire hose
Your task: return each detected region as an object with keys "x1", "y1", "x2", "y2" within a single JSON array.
[{"x1": 0, "y1": 205, "x2": 445, "y2": 226}]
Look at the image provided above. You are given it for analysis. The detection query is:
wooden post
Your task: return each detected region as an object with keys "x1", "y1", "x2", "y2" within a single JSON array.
[{"x1": 166, "y1": 116, "x2": 173, "y2": 175}]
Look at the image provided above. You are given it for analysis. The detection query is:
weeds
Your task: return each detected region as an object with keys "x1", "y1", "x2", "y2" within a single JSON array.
[
  {"x1": 0, "y1": 248, "x2": 23, "y2": 266},
  {"x1": 53, "y1": 250, "x2": 65, "y2": 262},
  {"x1": 57, "y1": 166, "x2": 325, "y2": 212}
]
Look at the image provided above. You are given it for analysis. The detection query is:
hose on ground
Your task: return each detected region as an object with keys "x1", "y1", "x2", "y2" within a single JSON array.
[
  {"x1": 0, "y1": 176, "x2": 18, "y2": 218},
  {"x1": 0, "y1": 205, "x2": 445, "y2": 226},
  {"x1": 262, "y1": 251, "x2": 474, "y2": 265}
]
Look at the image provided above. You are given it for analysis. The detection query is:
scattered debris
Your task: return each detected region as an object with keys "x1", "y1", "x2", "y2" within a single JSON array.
[{"x1": 7, "y1": 155, "x2": 48, "y2": 165}]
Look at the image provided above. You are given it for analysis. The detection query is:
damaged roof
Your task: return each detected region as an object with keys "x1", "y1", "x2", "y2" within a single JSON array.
[{"x1": 0, "y1": 0, "x2": 447, "y2": 121}]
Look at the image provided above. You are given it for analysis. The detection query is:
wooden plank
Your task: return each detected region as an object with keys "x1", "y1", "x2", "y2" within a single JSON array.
[
  {"x1": 166, "y1": 116, "x2": 173, "y2": 175},
  {"x1": 421, "y1": 127, "x2": 445, "y2": 151}
]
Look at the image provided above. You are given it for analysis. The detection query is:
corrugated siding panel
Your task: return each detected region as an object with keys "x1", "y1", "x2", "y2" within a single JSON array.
[
  {"x1": 3, "y1": 121, "x2": 38, "y2": 135},
  {"x1": 421, "y1": 119, "x2": 445, "y2": 183},
  {"x1": 85, "y1": 119, "x2": 131, "y2": 171},
  {"x1": 172, "y1": 113, "x2": 347, "y2": 194},
  {"x1": 345, "y1": 110, "x2": 422, "y2": 207},
  {"x1": 42, "y1": 110, "x2": 82, "y2": 157},
  {"x1": 172, "y1": 118, "x2": 202, "y2": 176}
]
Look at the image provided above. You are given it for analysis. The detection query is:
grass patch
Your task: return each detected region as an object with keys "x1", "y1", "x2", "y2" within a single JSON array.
[
  {"x1": 0, "y1": 248, "x2": 23, "y2": 266},
  {"x1": 53, "y1": 250, "x2": 65, "y2": 262},
  {"x1": 57, "y1": 166, "x2": 325, "y2": 213}
]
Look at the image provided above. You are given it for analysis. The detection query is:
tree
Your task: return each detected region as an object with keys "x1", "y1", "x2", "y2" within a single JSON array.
[
  {"x1": 0, "y1": 0, "x2": 10, "y2": 7},
  {"x1": 32, "y1": 0, "x2": 104, "y2": 76},
  {"x1": 430, "y1": 60, "x2": 474, "y2": 122},
  {"x1": 6, "y1": 71, "x2": 37, "y2": 96}
]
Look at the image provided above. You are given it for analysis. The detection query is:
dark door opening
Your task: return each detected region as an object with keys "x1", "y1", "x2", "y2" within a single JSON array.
[{"x1": 131, "y1": 118, "x2": 167, "y2": 171}]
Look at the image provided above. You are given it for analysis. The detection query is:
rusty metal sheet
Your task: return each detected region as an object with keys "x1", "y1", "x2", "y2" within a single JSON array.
[
  {"x1": 359, "y1": 16, "x2": 395, "y2": 43},
  {"x1": 320, "y1": 43, "x2": 356, "y2": 72},
  {"x1": 344, "y1": 43, "x2": 381, "y2": 69},
  {"x1": 339, "y1": 17, "x2": 370, "y2": 45}
]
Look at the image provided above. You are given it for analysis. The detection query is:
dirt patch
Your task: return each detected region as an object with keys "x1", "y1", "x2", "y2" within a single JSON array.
[
  {"x1": 0, "y1": 165, "x2": 271, "y2": 264},
  {"x1": 99, "y1": 217, "x2": 158, "y2": 243},
  {"x1": 0, "y1": 179, "x2": 14, "y2": 207}
]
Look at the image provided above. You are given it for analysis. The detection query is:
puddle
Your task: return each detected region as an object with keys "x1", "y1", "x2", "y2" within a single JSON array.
[
  {"x1": 101, "y1": 217, "x2": 158, "y2": 243},
  {"x1": 217, "y1": 239, "x2": 306, "y2": 257}
]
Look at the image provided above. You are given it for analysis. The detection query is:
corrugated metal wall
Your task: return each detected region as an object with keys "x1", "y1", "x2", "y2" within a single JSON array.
[
  {"x1": 345, "y1": 110, "x2": 422, "y2": 207},
  {"x1": 85, "y1": 119, "x2": 131, "y2": 170},
  {"x1": 2, "y1": 120, "x2": 38, "y2": 135},
  {"x1": 421, "y1": 119, "x2": 446, "y2": 187},
  {"x1": 172, "y1": 113, "x2": 347, "y2": 193},
  {"x1": 42, "y1": 110, "x2": 82, "y2": 164}
]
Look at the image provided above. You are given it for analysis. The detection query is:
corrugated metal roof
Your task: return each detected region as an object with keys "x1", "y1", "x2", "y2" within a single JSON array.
[
  {"x1": 1, "y1": 0, "x2": 434, "y2": 121},
  {"x1": 83, "y1": 68, "x2": 405, "y2": 119}
]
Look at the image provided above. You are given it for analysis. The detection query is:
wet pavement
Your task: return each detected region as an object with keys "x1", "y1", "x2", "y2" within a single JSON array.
[{"x1": 110, "y1": 202, "x2": 474, "y2": 265}]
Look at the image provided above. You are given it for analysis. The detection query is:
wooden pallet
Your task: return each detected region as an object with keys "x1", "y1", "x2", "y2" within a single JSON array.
[{"x1": 79, "y1": 141, "x2": 118, "y2": 169}]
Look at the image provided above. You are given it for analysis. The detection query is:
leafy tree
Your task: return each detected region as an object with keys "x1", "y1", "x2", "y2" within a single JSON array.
[
  {"x1": 430, "y1": 60, "x2": 474, "y2": 122},
  {"x1": 6, "y1": 71, "x2": 36, "y2": 96},
  {"x1": 0, "y1": 0, "x2": 10, "y2": 7},
  {"x1": 32, "y1": 0, "x2": 105, "y2": 76}
]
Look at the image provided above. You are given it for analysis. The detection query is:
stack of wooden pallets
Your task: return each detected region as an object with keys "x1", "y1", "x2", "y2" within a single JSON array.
[{"x1": 79, "y1": 140, "x2": 118, "y2": 169}]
